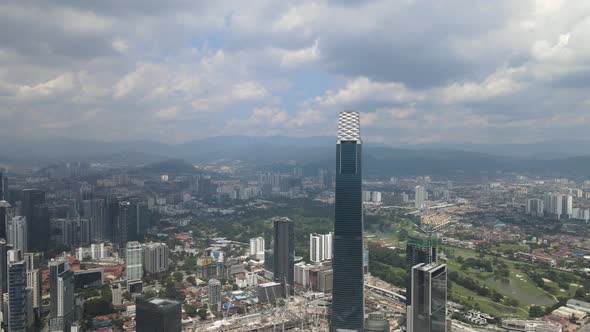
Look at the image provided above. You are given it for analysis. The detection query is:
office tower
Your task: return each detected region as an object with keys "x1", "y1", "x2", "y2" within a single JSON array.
[
  {"x1": 0, "y1": 199, "x2": 8, "y2": 240},
  {"x1": 24, "y1": 252, "x2": 42, "y2": 271},
  {"x1": 0, "y1": 168, "x2": 6, "y2": 200},
  {"x1": 7, "y1": 215, "x2": 27, "y2": 253},
  {"x1": 74, "y1": 269, "x2": 104, "y2": 290},
  {"x1": 310, "y1": 232, "x2": 333, "y2": 263},
  {"x1": 526, "y1": 198, "x2": 544, "y2": 217},
  {"x1": 22, "y1": 189, "x2": 49, "y2": 250},
  {"x1": 562, "y1": 195, "x2": 573, "y2": 219},
  {"x1": 415, "y1": 186, "x2": 426, "y2": 209},
  {"x1": 406, "y1": 235, "x2": 437, "y2": 306},
  {"x1": 126, "y1": 241, "x2": 143, "y2": 281},
  {"x1": 249, "y1": 237, "x2": 265, "y2": 261},
  {"x1": 407, "y1": 263, "x2": 447, "y2": 332},
  {"x1": 0, "y1": 239, "x2": 6, "y2": 312},
  {"x1": 7, "y1": 251, "x2": 27, "y2": 332},
  {"x1": 272, "y1": 217, "x2": 294, "y2": 297},
  {"x1": 208, "y1": 278, "x2": 222, "y2": 312},
  {"x1": 117, "y1": 201, "x2": 131, "y2": 257},
  {"x1": 49, "y1": 258, "x2": 68, "y2": 316},
  {"x1": 26, "y1": 287, "x2": 34, "y2": 329},
  {"x1": 332, "y1": 111, "x2": 364, "y2": 332},
  {"x1": 136, "y1": 297, "x2": 181, "y2": 332},
  {"x1": 49, "y1": 266, "x2": 74, "y2": 332},
  {"x1": 81, "y1": 199, "x2": 106, "y2": 242},
  {"x1": 143, "y1": 242, "x2": 170, "y2": 275},
  {"x1": 105, "y1": 195, "x2": 119, "y2": 245}
]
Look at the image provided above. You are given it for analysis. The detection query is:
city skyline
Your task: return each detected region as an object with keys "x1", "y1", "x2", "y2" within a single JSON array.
[{"x1": 1, "y1": 1, "x2": 590, "y2": 145}]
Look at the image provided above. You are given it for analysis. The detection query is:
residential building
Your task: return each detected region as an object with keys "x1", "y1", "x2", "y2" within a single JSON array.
[{"x1": 126, "y1": 241, "x2": 143, "y2": 281}]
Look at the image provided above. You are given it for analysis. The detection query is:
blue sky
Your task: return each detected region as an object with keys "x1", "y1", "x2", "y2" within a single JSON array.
[{"x1": 0, "y1": 0, "x2": 589, "y2": 144}]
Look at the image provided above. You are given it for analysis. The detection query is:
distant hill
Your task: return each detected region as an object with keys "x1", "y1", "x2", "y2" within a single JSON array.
[{"x1": 2, "y1": 135, "x2": 590, "y2": 177}]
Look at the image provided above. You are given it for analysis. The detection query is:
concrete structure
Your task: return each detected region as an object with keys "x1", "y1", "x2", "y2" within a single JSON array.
[
  {"x1": 249, "y1": 237, "x2": 265, "y2": 261},
  {"x1": 310, "y1": 232, "x2": 333, "y2": 263},
  {"x1": 526, "y1": 198, "x2": 544, "y2": 217},
  {"x1": 208, "y1": 278, "x2": 222, "y2": 312},
  {"x1": 126, "y1": 241, "x2": 143, "y2": 281},
  {"x1": 415, "y1": 186, "x2": 426, "y2": 209},
  {"x1": 49, "y1": 259, "x2": 75, "y2": 332},
  {"x1": 501, "y1": 319, "x2": 562, "y2": 332},
  {"x1": 273, "y1": 217, "x2": 294, "y2": 297},
  {"x1": 7, "y1": 215, "x2": 27, "y2": 254},
  {"x1": 143, "y1": 242, "x2": 170, "y2": 275},
  {"x1": 7, "y1": 251, "x2": 27, "y2": 332}
]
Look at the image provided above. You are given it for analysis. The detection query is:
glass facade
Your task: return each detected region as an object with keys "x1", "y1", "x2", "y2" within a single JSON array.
[
  {"x1": 331, "y1": 112, "x2": 364, "y2": 331},
  {"x1": 406, "y1": 235, "x2": 437, "y2": 305},
  {"x1": 272, "y1": 217, "x2": 294, "y2": 296},
  {"x1": 409, "y1": 263, "x2": 447, "y2": 332},
  {"x1": 8, "y1": 260, "x2": 27, "y2": 332}
]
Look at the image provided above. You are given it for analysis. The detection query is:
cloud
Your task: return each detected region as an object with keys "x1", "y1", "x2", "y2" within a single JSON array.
[{"x1": 1, "y1": 0, "x2": 590, "y2": 144}]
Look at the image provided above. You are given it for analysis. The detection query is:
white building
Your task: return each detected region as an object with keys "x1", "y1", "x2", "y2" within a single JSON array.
[
  {"x1": 415, "y1": 186, "x2": 426, "y2": 209},
  {"x1": 562, "y1": 195, "x2": 573, "y2": 219},
  {"x1": 310, "y1": 233, "x2": 333, "y2": 263},
  {"x1": 208, "y1": 279, "x2": 222, "y2": 312},
  {"x1": 249, "y1": 237, "x2": 265, "y2": 261},
  {"x1": 126, "y1": 241, "x2": 143, "y2": 281},
  {"x1": 544, "y1": 193, "x2": 563, "y2": 219},
  {"x1": 7, "y1": 215, "x2": 27, "y2": 254}
]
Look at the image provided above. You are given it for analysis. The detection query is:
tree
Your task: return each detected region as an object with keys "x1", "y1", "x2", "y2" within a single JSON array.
[
  {"x1": 198, "y1": 308, "x2": 208, "y2": 320},
  {"x1": 101, "y1": 284, "x2": 112, "y2": 302},
  {"x1": 84, "y1": 298, "x2": 113, "y2": 318},
  {"x1": 186, "y1": 276, "x2": 197, "y2": 286},
  {"x1": 529, "y1": 305, "x2": 544, "y2": 317},
  {"x1": 185, "y1": 304, "x2": 198, "y2": 317},
  {"x1": 173, "y1": 272, "x2": 184, "y2": 282}
]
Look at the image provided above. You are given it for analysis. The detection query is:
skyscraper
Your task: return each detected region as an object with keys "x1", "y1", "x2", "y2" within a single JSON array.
[
  {"x1": 208, "y1": 278, "x2": 222, "y2": 312},
  {"x1": 415, "y1": 186, "x2": 426, "y2": 209},
  {"x1": 406, "y1": 235, "x2": 438, "y2": 306},
  {"x1": 6, "y1": 215, "x2": 27, "y2": 254},
  {"x1": 117, "y1": 201, "x2": 131, "y2": 257},
  {"x1": 136, "y1": 297, "x2": 181, "y2": 332},
  {"x1": 7, "y1": 251, "x2": 27, "y2": 332},
  {"x1": 272, "y1": 217, "x2": 294, "y2": 297},
  {"x1": 0, "y1": 168, "x2": 6, "y2": 200},
  {"x1": 0, "y1": 198, "x2": 9, "y2": 239},
  {"x1": 49, "y1": 258, "x2": 69, "y2": 318},
  {"x1": 143, "y1": 242, "x2": 170, "y2": 275},
  {"x1": 49, "y1": 266, "x2": 74, "y2": 332},
  {"x1": 331, "y1": 111, "x2": 364, "y2": 332},
  {"x1": 126, "y1": 241, "x2": 143, "y2": 281},
  {"x1": 0, "y1": 239, "x2": 6, "y2": 312},
  {"x1": 22, "y1": 189, "x2": 48, "y2": 250},
  {"x1": 310, "y1": 232, "x2": 333, "y2": 263},
  {"x1": 407, "y1": 263, "x2": 447, "y2": 332},
  {"x1": 81, "y1": 199, "x2": 106, "y2": 243},
  {"x1": 562, "y1": 195, "x2": 573, "y2": 219}
]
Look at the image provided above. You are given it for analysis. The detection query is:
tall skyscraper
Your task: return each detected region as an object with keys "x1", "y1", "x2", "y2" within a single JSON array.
[
  {"x1": 249, "y1": 237, "x2": 265, "y2": 261},
  {"x1": 49, "y1": 266, "x2": 74, "y2": 332},
  {"x1": 0, "y1": 239, "x2": 6, "y2": 312},
  {"x1": 7, "y1": 215, "x2": 27, "y2": 254},
  {"x1": 143, "y1": 242, "x2": 170, "y2": 275},
  {"x1": 272, "y1": 217, "x2": 294, "y2": 297},
  {"x1": 22, "y1": 189, "x2": 48, "y2": 250},
  {"x1": 310, "y1": 232, "x2": 333, "y2": 263},
  {"x1": 81, "y1": 199, "x2": 106, "y2": 243},
  {"x1": 49, "y1": 258, "x2": 69, "y2": 317},
  {"x1": 136, "y1": 297, "x2": 181, "y2": 332},
  {"x1": 117, "y1": 201, "x2": 131, "y2": 257},
  {"x1": 208, "y1": 278, "x2": 222, "y2": 312},
  {"x1": 7, "y1": 251, "x2": 27, "y2": 332},
  {"x1": 407, "y1": 263, "x2": 447, "y2": 332},
  {"x1": 126, "y1": 241, "x2": 143, "y2": 281},
  {"x1": 562, "y1": 195, "x2": 573, "y2": 219},
  {"x1": 0, "y1": 168, "x2": 7, "y2": 200},
  {"x1": 331, "y1": 111, "x2": 364, "y2": 332},
  {"x1": 406, "y1": 235, "x2": 438, "y2": 306},
  {"x1": 415, "y1": 186, "x2": 426, "y2": 209},
  {"x1": 0, "y1": 198, "x2": 9, "y2": 239}
]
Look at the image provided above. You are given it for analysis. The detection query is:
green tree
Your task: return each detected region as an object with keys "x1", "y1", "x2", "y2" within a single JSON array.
[
  {"x1": 173, "y1": 272, "x2": 184, "y2": 282},
  {"x1": 198, "y1": 308, "x2": 208, "y2": 320},
  {"x1": 185, "y1": 304, "x2": 198, "y2": 317},
  {"x1": 529, "y1": 305, "x2": 544, "y2": 317}
]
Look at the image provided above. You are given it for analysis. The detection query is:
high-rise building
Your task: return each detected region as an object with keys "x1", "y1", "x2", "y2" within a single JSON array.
[
  {"x1": 0, "y1": 168, "x2": 7, "y2": 200},
  {"x1": 136, "y1": 297, "x2": 181, "y2": 332},
  {"x1": 310, "y1": 232, "x2": 333, "y2": 263},
  {"x1": 331, "y1": 111, "x2": 364, "y2": 332},
  {"x1": 407, "y1": 263, "x2": 447, "y2": 332},
  {"x1": 26, "y1": 268, "x2": 42, "y2": 312},
  {"x1": 143, "y1": 242, "x2": 169, "y2": 275},
  {"x1": 544, "y1": 193, "x2": 563, "y2": 220},
  {"x1": 272, "y1": 217, "x2": 294, "y2": 297},
  {"x1": 526, "y1": 198, "x2": 544, "y2": 217},
  {"x1": 117, "y1": 201, "x2": 131, "y2": 257},
  {"x1": 7, "y1": 251, "x2": 27, "y2": 332},
  {"x1": 49, "y1": 264, "x2": 75, "y2": 332},
  {"x1": 249, "y1": 237, "x2": 265, "y2": 261},
  {"x1": 126, "y1": 241, "x2": 143, "y2": 281},
  {"x1": 208, "y1": 278, "x2": 222, "y2": 312},
  {"x1": 81, "y1": 199, "x2": 106, "y2": 243},
  {"x1": 562, "y1": 195, "x2": 573, "y2": 219},
  {"x1": 415, "y1": 186, "x2": 426, "y2": 209},
  {"x1": 406, "y1": 235, "x2": 438, "y2": 306},
  {"x1": 111, "y1": 283, "x2": 123, "y2": 306},
  {"x1": 7, "y1": 215, "x2": 27, "y2": 254},
  {"x1": 0, "y1": 199, "x2": 9, "y2": 239},
  {"x1": 49, "y1": 259, "x2": 69, "y2": 316},
  {"x1": 0, "y1": 239, "x2": 7, "y2": 312},
  {"x1": 22, "y1": 189, "x2": 48, "y2": 250}
]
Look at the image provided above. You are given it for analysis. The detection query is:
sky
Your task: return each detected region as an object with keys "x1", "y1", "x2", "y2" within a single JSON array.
[{"x1": 0, "y1": 0, "x2": 589, "y2": 145}]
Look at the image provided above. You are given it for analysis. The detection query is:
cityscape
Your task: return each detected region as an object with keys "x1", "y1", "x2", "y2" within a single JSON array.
[{"x1": 2, "y1": 1, "x2": 590, "y2": 332}]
